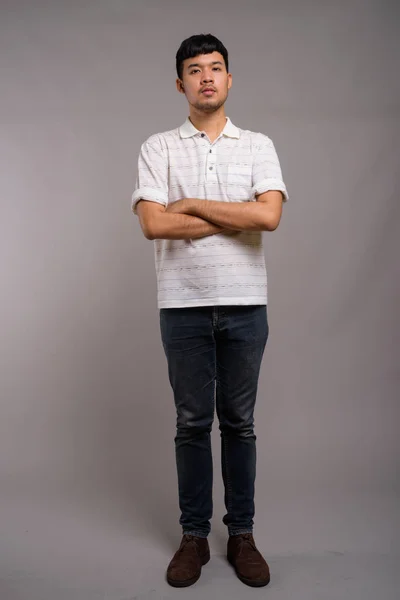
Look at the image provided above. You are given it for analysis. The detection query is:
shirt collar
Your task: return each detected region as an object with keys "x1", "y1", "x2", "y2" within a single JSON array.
[{"x1": 179, "y1": 116, "x2": 240, "y2": 139}]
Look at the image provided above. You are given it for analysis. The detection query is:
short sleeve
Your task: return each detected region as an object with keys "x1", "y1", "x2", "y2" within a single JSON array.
[
  {"x1": 131, "y1": 135, "x2": 169, "y2": 215},
  {"x1": 250, "y1": 134, "x2": 289, "y2": 202}
]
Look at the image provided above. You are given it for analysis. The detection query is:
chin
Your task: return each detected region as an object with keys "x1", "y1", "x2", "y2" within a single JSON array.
[{"x1": 195, "y1": 99, "x2": 225, "y2": 112}]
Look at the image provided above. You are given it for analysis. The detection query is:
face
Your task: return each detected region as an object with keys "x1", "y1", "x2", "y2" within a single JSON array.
[{"x1": 176, "y1": 51, "x2": 232, "y2": 113}]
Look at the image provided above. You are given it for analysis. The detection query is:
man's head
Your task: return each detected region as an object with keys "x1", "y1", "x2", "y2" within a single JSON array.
[{"x1": 176, "y1": 34, "x2": 232, "y2": 114}]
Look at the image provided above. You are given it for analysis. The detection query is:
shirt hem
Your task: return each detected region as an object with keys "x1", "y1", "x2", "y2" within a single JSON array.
[{"x1": 158, "y1": 297, "x2": 267, "y2": 309}]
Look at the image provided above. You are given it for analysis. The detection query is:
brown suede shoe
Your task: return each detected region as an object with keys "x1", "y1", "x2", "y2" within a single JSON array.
[
  {"x1": 166, "y1": 534, "x2": 210, "y2": 587},
  {"x1": 227, "y1": 533, "x2": 270, "y2": 587}
]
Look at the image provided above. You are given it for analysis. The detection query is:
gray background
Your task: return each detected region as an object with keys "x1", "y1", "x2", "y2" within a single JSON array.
[{"x1": 1, "y1": 0, "x2": 399, "y2": 598}]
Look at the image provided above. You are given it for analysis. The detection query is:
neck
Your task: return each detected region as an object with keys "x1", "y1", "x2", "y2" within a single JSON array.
[{"x1": 188, "y1": 107, "x2": 227, "y2": 141}]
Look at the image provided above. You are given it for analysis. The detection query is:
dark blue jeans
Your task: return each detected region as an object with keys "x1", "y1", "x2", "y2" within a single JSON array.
[{"x1": 159, "y1": 305, "x2": 269, "y2": 538}]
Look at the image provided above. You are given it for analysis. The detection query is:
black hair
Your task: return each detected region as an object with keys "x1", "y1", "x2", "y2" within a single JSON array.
[{"x1": 176, "y1": 34, "x2": 229, "y2": 80}]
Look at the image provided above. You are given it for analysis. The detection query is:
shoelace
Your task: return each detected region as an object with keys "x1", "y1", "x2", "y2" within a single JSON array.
[
  {"x1": 179, "y1": 535, "x2": 198, "y2": 553},
  {"x1": 237, "y1": 534, "x2": 258, "y2": 555}
]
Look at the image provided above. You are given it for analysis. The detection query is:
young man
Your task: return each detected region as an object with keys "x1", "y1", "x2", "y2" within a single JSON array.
[{"x1": 131, "y1": 34, "x2": 288, "y2": 588}]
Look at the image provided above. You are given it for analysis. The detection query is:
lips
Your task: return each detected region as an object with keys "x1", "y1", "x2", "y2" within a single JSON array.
[{"x1": 201, "y1": 88, "x2": 216, "y2": 94}]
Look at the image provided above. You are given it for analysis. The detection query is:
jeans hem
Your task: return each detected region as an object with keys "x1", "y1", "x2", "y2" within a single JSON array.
[
  {"x1": 228, "y1": 528, "x2": 253, "y2": 536},
  {"x1": 183, "y1": 530, "x2": 209, "y2": 538}
]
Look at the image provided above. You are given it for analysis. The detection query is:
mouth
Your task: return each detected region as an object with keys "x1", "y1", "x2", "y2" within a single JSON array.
[{"x1": 201, "y1": 89, "x2": 216, "y2": 96}]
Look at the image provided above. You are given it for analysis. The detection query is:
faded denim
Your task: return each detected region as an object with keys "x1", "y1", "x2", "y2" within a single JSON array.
[{"x1": 160, "y1": 305, "x2": 269, "y2": 538}]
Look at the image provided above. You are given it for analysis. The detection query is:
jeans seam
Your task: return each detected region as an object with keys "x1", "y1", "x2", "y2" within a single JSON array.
[
  {"x1": 222, "y1": 432, "x2": 233, "y2": 518},
  {"x1": 218, "y1": 357, "x2": 233, "y2": 529}
]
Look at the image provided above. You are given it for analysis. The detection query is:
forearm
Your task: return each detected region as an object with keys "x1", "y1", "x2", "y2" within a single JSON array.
[
  {"x1": 185, "y1": 199, "x2": 278, "y2": 231},
  {"x1": 149, "y1": 212, "x2": 225, "y2": 240}
]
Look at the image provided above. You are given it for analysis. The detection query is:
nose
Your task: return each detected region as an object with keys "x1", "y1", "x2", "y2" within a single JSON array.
[{"x1": 201, "y1": 70, "x2": 214, "y2": 84}]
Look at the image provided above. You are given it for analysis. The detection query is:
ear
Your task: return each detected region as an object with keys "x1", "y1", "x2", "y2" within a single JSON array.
[{"x1": 176, "y1": 78, "x2": 185, "y2": 94}]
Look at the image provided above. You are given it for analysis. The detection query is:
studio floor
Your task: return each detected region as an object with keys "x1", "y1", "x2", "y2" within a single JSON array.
[{"x1": 1, "y1": 484, "x2": 398, "y2": 600}]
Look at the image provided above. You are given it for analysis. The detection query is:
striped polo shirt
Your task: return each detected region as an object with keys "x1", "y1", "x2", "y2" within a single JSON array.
[{"x1": 131, "y1": 116, "x2": 289, "y2": 309}]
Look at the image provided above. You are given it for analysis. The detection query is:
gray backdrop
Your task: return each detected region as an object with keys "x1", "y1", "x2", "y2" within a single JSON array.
[{"x1": 1, "y1": 1, "x2": 399, "y2": 599}]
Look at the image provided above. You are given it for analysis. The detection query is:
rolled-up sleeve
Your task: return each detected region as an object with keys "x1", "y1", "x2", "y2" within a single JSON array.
[
  {"x1": 131, "y1": 135, "x2": 168, "y2": 215},
  {"x1": 250, "y1": 134, "x2": 289, "y2": 202}
]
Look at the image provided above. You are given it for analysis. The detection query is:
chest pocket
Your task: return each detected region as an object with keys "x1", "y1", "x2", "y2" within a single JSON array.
[{"x1": 227, "y1": 162, "x2": 253, "y2": 198}]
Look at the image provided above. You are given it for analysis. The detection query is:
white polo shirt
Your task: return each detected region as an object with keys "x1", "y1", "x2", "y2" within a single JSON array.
[{"x1": 131, "y1": 116, "x2": 288, "y2": 309}]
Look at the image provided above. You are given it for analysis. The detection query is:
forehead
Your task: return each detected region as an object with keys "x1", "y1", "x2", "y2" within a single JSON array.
[{"x1": 183, "y1": 51, "x2": 225, "y2": 68}]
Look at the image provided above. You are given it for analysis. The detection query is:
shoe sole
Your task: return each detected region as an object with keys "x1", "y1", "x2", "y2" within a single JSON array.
[
  {"x1": 167, "y1": 550, "x2": 210, "y2": 588},
  {"x1": 228, "y1": 555, "x2": 270, "y2": 587}
]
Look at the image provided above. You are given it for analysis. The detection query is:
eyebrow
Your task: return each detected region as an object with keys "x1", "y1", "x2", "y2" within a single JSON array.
[{"x1": 186, "y1": 61, "x2": 224, "y2": 69}]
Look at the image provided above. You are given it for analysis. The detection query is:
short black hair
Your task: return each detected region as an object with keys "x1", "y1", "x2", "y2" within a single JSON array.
[{"x1": 176, "y1": 34, "x2": 229, "y2": 80}]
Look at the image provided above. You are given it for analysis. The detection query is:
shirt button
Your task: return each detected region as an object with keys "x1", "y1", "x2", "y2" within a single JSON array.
[
  {"x1": 209, "y1": 166, "x2": 213, "y2": 170},
  {"x1": 201, "y1": 133, "x2": 205, "y2": 137},
  {"x1": 209, "y1": 149, "x2": 212, "y2": 153}
]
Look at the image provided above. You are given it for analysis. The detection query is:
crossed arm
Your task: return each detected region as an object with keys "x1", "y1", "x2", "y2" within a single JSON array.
[{"x1": 137, "y1": 191, "x2": 283, "y2": 240}]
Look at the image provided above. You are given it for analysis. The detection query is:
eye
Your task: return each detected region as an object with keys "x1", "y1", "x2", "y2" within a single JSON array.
[
  {"x1": 213, "y1": 67, "x2": 221, "y2": 71},
  {"x1": 190, "y1": 69, "x2": 200, "y2": 74}
]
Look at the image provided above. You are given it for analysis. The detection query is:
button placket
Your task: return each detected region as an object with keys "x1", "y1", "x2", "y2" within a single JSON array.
[{"x1": 205, "y1": 142, "x2": 217, "y2": 181}]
